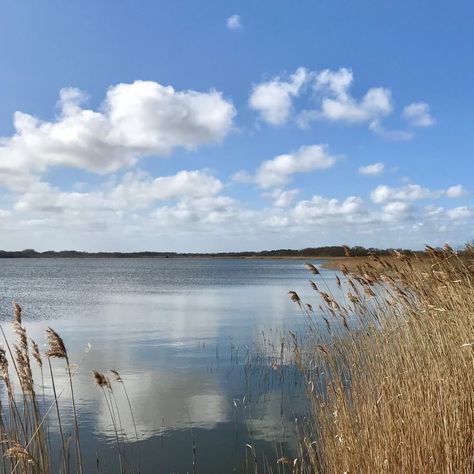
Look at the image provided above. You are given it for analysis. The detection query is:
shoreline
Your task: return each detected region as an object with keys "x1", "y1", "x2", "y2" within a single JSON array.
[{"x1": 0, "y1": 254, "x2": 330, "y2": 260}]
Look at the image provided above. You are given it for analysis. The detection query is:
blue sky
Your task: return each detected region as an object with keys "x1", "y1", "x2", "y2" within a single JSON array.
[{"x1": 0, "y1": 1, "x2": 472, "y2": 251}]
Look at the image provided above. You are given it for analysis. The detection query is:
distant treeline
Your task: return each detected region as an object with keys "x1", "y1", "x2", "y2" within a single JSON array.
[{"x1": 0, "y1": 246, "x2": 422, "y2": 259}]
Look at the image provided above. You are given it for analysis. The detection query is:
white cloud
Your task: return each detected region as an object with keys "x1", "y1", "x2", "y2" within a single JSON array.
[
  {"x1": 250, "y1": 67, "x2": 394, "y2": 127},
  {"x1": 254, "y1": 144, "x2": 336, "y2": 189},
  {"x1": 108, "y1": 170, "x2": 223, "y2": 208},
  {"x1": 265, "y1": 188, "x2": 300, "y2": 207},
  {"x1": 446, "y1": 184, "x2": 467, "y2": 198},
  {"x1": 153, "y1": 196, "x2": 243, "y2": 228},
  {"x1": 314, "y1": 68, "x2": 393, "y2": 124},
  {"x1": 381, "y1": 201, "x2": 413, "y2": 222},
  {"x1": 226, "y1": 14, "x2": 242, "y2": 30},
  {"x1": 446, "y1": 206, "x2": 473, "y2": 220},
  {"x1": 371, "y1": 184, "x2": 440, "y2": 203},
  {"x1": 358, "y1": 162, "x2": 385, "y2": 176},
  {"x1": 402, "y1": 102, "x2": 435, "y2": 127},
  {"x1": 251, "y1": 67, "x2": 428, "y2": 140},
  {"x1": 371, "y1": 183, "x2": 468, "y2": 204},
  {"x1": 292, "y1": 195, "x2": 364, "y2": 222},
  {"x1": 0, "y1": 209, "x2": 11, "y2": 220},
  {"x1": 260, "y1": 214, "x2": 290, "y2": 228},
  {"x1": 14, "y1": 170, "x2": 223, "y2": 215},
  {"x1": 1, "y1": 175, "x2": 473, "y2": 251},
  {"x1": 249, "y1": 68, "x2": 308, "y2": 125},
  {"x1": 0, "y1": 81, "x2": 236, "y2": 187}
]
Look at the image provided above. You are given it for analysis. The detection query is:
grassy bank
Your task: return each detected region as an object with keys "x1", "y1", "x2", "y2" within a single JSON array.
[{"x1": 286, "y1": 245, "x2": 474, "y2": 472}]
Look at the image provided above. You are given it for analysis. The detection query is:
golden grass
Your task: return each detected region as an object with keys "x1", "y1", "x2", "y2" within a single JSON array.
[{"x1": 286, "y1": 244, "x2": 474, "y2": 473}]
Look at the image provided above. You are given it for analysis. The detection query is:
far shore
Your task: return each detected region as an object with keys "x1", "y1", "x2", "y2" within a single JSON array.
[{"x1": 0, "y1": 246, "x2": 422, "y2": 261}]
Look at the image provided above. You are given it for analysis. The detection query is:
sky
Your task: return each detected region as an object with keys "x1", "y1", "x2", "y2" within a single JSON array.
[{"x1": 0, "y1": 0, "x2": 473, "y2": 252}]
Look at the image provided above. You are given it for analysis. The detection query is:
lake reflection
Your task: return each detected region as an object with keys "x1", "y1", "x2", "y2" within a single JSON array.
[{"x1": 0, "y1": 258, "x2": 339, "y2": 473}]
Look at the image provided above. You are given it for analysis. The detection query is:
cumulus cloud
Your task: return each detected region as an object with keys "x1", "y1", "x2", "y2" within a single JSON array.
[
  {"x1": 313, "y1": 68, "x2": 393, "y2": 124},
  {"x1": 445, "y1": 184, "x2": 467, "y2": 198},
  {"x1": 250, "y1": 67, "x2": 428, "y2": 140},
  {"x1": 254, "y1": 144, "x2": 336, "y2": 189},
  {"x1": 265, "y1": 188, "x2": 300, "y2": 207},
  {"x1": 154, "y1": 195, "x2": 242, "y2": 228},
  {"x1": 402, "y1": 102, "x2": 435, "y2": 127},
  {"x1": 292, "y1": 195, "x2": 364, "y2": 222},
  {"x1": 371, "y1": 183, "x2": 467, "y2": 204},
  {"x1": 0, "y1": 81, "x2": 236, "y2": 187},
  {"x1": 381, "y1": 201, "x2": 414, "y2": 222},
  {"x1": 446, "y1": 206, "x2": 473, "y2": 220},
  {"x1": 250, "y1": 67, "x2": 394, "y2": 127},
  {"x1": 358, "y1": 162, "x2": 385, "y2": 176},
  {"x1": 249, "y1": 68, "x2": 308, "y2": 125},
  {"x1": 1, "y1": 175, "x2": 473, "y2": 250},
  {"x1": 371, "y1": 184, "x2": 439, "y2": 203},
  {"x1": 226, "y1": 14, "x2": 242, "y2": 30},
  {"x1": 14, "y1": 170, "x2": 224, "y2": 215},
  {"x1": 108, "y1": 170, "x2": 223, "y2": 208}
]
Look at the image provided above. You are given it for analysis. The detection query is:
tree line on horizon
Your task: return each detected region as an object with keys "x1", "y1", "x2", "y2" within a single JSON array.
[{"x1": 0, "y1": 246, "x2": 424, "y2": 258}]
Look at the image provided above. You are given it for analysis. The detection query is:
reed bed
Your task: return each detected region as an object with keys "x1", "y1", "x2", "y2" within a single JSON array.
[
  {"x1": 283, "y1": 244, "x2": 474, "y2": 473},
  {"x1": 0, "y1": 304, "x2": 139, "y2": 473}
]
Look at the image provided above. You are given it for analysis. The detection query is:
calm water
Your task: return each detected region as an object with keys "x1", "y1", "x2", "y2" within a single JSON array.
[{"x1": 0, "y1": 258, "x2": 339, "y2": 473}]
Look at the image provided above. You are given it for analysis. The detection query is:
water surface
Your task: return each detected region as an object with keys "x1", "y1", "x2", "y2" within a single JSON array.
[{"x1": 0, "y1": 257, "x2": 339, "y2": 472}]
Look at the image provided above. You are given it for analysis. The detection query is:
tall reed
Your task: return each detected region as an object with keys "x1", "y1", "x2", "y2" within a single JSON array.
[
  {"x1": 287, "y1": 244, "x2": 474, "y2": 473},
  {"x1": 0, "y1": 303, "x2": 138, "y2": 473}
]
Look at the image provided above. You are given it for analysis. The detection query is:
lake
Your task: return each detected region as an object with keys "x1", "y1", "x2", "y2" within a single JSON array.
[{"x1": 0, "y1": 257, "x2": 339, "y2": 473}]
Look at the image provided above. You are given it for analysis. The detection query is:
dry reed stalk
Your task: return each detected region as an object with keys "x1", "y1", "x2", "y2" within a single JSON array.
[
  {"x1": 9, "y1": 304, "x2": 52, "y2": 472},
  {"x1": 111, "y1": 370, "x2": 141, "y2": 474},
  {"x1": 92, "y1": 371, "x2": 124, "y2": 474},
  {"x1": 46, "y1": 327, "x2": 83, "y2": 474},
  {"x1": 11, "y1": 338, "x2": 92, "y2": 474},
  {"x1": 47, "y1": 357, "x2": 67, "y2": 473},
  {"x1": 291, "y1": 245, "x2": 474, "y2": 473}
]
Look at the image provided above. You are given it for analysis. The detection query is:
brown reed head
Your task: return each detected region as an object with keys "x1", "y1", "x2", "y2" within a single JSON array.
[
  {"x1": 14, "y1": 321, "x2": 28, "y2": 351},
  {"x1": 305, "y1": 263, "x2": 320, "y2": 275},
  {"x1": 110, "y1": 369, "x2": 123, "y2": 383},
  {"x1": 14, "y1": 344, "x2": 33, "y2": 393},
  {"x1": 31, "y1": 339, "x2": 43, "y2": 368},
  {"x1": 13, "y1": 302, "x2": 22, "y2": 324},
  {"x1": 92, "y1": 371, "x2": 110, "y2": 389},
  {"x1": 45, "y1": 327, "x2": 67, "y2": 359},
  {"x1": 342, "y1": 245, "x2": 352, "y2": 257},
  {"x1": 288, "y1": 291, "x2": 302, "y2": 307},
  {"x1": 0, "y1": 347, "x2": 9, "y2": 383}
]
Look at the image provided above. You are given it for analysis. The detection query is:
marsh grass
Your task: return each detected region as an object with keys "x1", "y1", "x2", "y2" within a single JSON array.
[{"x1": 284, "y1": 244, "x2": 474, "y2": 473}]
